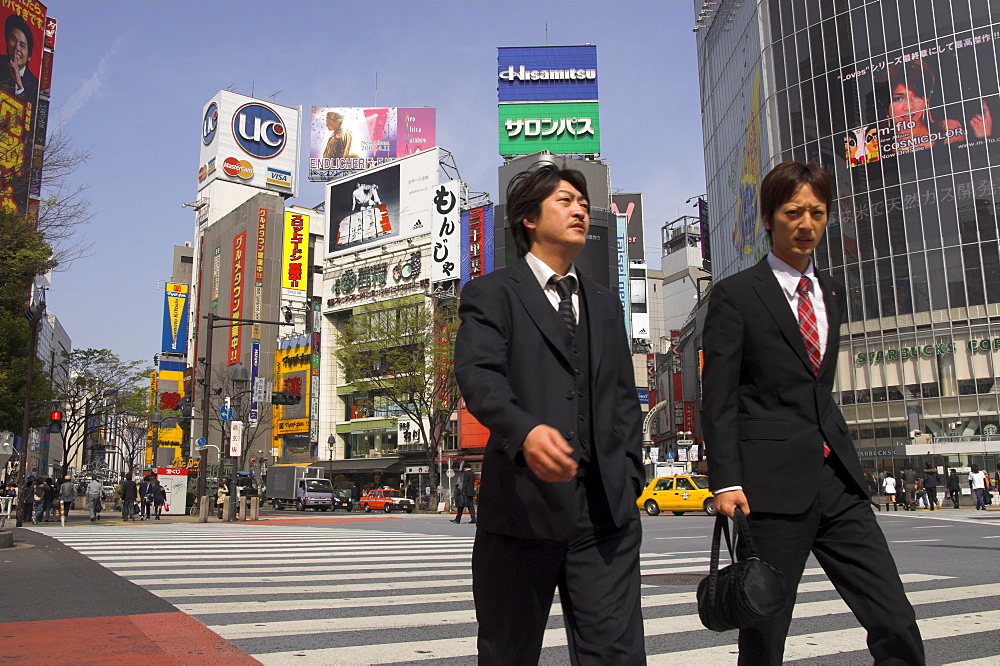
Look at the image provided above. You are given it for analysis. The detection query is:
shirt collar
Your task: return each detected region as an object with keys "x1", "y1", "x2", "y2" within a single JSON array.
[
  {"x1": 767, "y1": 251, "x2": 816, "y2": 299},
  {"x1": 526, "y1": 252, "x2": 578, "y2": 292}
]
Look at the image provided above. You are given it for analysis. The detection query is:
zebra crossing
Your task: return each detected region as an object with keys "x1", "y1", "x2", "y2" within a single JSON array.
[{"x1": 34, "y1": 524, "x2": 1000, "y2": 664}]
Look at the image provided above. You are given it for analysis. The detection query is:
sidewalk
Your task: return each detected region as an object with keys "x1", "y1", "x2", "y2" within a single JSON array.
[{"x1": 0, "y1": 527, "x2": 260, "y2": 663}]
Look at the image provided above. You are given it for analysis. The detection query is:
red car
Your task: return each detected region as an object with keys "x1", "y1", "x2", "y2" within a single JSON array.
[{"x1": 358, "y1": 488, "x2": 416, "y2": 513}]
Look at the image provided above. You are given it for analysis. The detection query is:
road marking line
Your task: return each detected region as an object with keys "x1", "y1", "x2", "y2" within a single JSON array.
[{"x1": 891, "y1": 539, "x2": 942, "y2": 543}]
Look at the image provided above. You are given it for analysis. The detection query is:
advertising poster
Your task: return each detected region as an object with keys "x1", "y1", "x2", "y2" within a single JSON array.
[
  {"x1": 616, "y1": 213, "x2": 630, "y2": 338},
  {"x1": 251, "y1": 208, "x2": 266, "y2": 341},
  {"x1": 282, "y1": 211, "x2": 309, "y2": 297},
  {"x1": 198, "y1": 90, "x2": 301, "y2": 196},
  {"x1": 498, "y1": 102, "x2": 600, "y2": 156},
  {"x1": 154, "y1": 467, "x2": 188, "y2": 516},
  {"x1": 840, "y1": 28, "x2": 1000, "y2": 170},
  {"x1": 309, "y1": 107, "x2": 435, "y2": 179},
  {"x1": 430, "y1": 180, "x2": 460, "y2": 285},
  {"x1": 497, "y1": 45, "x2": 598, "y2": 103},
  {"x1": 325, "y1": 148, "x2": 439, "y2": 257},
  {"x1": 161, "y1": 282, "x2": 189, "y2": 354},
  {"x1": 0, "y1": 0, "x2": 46, "y2": 215}
]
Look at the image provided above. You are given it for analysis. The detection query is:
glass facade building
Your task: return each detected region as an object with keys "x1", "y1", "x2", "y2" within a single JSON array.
[{"x1": 697, "y1": 0, "x2": 1000, "y2": 470}]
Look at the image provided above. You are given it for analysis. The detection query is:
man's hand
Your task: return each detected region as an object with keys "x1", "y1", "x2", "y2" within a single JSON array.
[
  {"x1": 714, "y1": 489, "x2": 750, "y2": 518},
  {"x1": 7, "y1": 60, "x2": 22, "y2": 92},
  {"x1": 522, "y1": 425, "x2": 577, "y2": 482}
]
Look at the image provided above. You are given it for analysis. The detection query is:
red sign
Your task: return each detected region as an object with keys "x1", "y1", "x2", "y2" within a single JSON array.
[
  {"x1": 467, "y1": 207, "x2": 485, "y2": 279},
  {"x1": 683, "y1": 401, "x2": 695, "y2": 433},
  {"x1": 255, "y1": 208, "x2": 267, "y2": 283},
  {"x1": 155, "y1": 467, "x2": 188, "y2": 476},
  {"x1": 228, "y1": 232, "x2": 247, "y2": 364}
]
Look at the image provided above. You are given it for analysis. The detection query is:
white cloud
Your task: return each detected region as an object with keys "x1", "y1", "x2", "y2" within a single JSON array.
[{"x1": 52, "y1": 35, "x2": 128, "y2": 132}]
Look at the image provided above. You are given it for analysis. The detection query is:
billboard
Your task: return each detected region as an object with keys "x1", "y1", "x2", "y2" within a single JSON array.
[
  {"x1": 198, "y1": 90, "x2": 301, "y2": 196},
  {"x1": 0, "y1": 0, "x2": 46, "y2": 216},
  {"x1": 840, "y1": 29, "x2": 1000, "y2": 170},
  {"x1": 161, "y1": 283, "x2": 189, "y2": 354},
  {"x1": 282, "y1": 210, "x2": 310, "y2": 297},
  {"x1": 308, "y1": 107, "x2": 435, "y2": 180},
  {"x1": 499, "y1": 102, "x2": 600, "y2": 156},
  {"x1": 497, "y1": 45, "x2": 598, "y2": 103},
  {"x1": 430, "y1": 180, "x2": 460, "y2": 285},
  {"x1": 461, "y1": 205, "x2": 494, "y2": 284},
  {"x1": 325, "y1": 148, "x2": 440, "y2": 257},
  {"x1": 612, "y1": 194, "x2": 645, "y2": 263}
]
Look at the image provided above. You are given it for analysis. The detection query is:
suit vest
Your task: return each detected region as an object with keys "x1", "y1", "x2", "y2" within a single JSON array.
[{"x1": 567, "y1": 287, "x2": 593, "y2": 462}]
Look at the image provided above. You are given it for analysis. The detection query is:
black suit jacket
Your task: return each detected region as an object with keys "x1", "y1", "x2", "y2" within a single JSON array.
[
  {"x1": 702, "y1": 258, "x2": 868, "y2": 514},
  {"x1": 454, "y1": 258, "x2": 644, "y2": 540},
  {"x1": 0, "y1": 55, "x2": 39, "y2": 107}
]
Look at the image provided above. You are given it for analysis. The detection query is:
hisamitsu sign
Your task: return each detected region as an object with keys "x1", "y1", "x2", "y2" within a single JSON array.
[{"x1": 498, "y1": 45, "x2": 598, "y2": 102}]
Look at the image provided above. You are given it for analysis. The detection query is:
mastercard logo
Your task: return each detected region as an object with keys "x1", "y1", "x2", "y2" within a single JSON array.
[
  {"x1": 197, "y1": 165, "x2": 207, "y2": 182},
  {"x1": 223, "y1": 157, "x2": 254, "y2": 179}
]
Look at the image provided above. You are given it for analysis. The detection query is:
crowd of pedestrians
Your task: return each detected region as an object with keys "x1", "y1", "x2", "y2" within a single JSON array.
[{"x1": 2, "y1": 471, "x2": 172, "y2": 524}]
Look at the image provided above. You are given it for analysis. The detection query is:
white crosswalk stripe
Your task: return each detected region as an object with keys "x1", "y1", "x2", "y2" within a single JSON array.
[{"x1": 36, "y1": 524, "x2": 1000, "y2": 664}]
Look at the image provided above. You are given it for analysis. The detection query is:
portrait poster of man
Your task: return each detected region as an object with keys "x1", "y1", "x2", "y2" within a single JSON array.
[
  {"x1": 326, "y1": 164, "x2": 401, "y2": 254},
  {"x1": 0, "y1": 0, "x2": 46, "y2": 215}
]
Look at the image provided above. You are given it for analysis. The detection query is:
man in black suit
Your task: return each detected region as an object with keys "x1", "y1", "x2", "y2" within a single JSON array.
[
  {"x1": 702, "y1": 162, "x2": 924, "y2": 665},
  {"x1": 0, "y1": 13, "x2": 39, "y2": 106},
  {"x1": 455, "y1": 163, "x2": 645, "y2": 663}
]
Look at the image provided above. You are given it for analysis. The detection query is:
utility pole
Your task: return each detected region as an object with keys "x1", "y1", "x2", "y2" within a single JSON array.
[{"x1": 196, "y1": 312, "x2": 291, "y2": 510}]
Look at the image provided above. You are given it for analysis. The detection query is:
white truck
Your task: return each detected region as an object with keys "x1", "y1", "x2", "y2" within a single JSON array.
[{"x1": 266, "y1": 464, "x2": 335, "y2": 511}]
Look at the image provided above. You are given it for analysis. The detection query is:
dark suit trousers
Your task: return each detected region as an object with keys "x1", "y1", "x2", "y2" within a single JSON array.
[
  {"x1": 737, "y1": 455, "x2": 924, "y2": 666},
  {"x1": 472, "y1": 475, "x2": 645, "y2": 665}
]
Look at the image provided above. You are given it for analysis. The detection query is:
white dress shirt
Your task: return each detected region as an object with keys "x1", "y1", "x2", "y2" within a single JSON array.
[
  {"x1": 525, "y1": 252, "x2": 580, "y2": 324},
  {"x1": 713, "y1": 253, "x2": 829, "y2": 496}
]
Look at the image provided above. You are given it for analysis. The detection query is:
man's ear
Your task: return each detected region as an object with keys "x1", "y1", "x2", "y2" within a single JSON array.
[
  {"x1": 761, "y1": 216, "x2": 771, "y2": 233},
  {"x1": 522, "y1": 217, "x2": 536, "y2": 231}
]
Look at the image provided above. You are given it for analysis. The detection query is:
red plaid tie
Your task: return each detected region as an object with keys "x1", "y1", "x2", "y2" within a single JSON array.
[
  {"x1": 797, "y1": 276, "x2": 831, "y2": 458},
  {"x1": 797, "y1": 276, "x2": 822, "y2": 375}
]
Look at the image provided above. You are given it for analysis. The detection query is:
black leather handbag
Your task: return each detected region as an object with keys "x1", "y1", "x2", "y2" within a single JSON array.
[{"x1": 697, "y1": 507, "x2": 787, "y2": 632}]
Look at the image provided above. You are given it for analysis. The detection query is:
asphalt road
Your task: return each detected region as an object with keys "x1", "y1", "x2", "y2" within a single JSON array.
[{"x1": 17, "y1": 506, "x2": 1000, "y2": 664}]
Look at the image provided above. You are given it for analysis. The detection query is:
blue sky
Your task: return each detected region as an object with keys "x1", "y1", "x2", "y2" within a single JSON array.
[{"x1": 42, "y1": 0, "x2": 705, "y2": 364}]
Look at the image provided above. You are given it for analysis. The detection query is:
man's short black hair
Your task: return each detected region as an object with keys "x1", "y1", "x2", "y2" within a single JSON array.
[
  {"x1": 759, "y1": 161, "x2": 832, "y2": 240},
  {"x1": 506, "y1": 163, "x2": 589, "y2": 257},
  {"x1": 5, "y1": 14, "x2": 33, "y2": 58}
]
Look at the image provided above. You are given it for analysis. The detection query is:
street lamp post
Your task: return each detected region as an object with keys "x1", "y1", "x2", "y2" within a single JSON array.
[
  {"x1": 150, "y1": 411, "x2": 162, "y2": 471},
  {"x1": 14, "y1": 292, "x2": 46, "y2": 528},
  {"x1": 196, "y1": 312, "x2": 291, "y2": 511},
  {"x1": 227, "y1": 363, "x2": 250, "y2": 522}
]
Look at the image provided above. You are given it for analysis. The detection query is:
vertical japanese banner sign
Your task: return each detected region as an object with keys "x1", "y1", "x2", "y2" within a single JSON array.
[
  {"x1": 431, "y1": 180, "x2": 460, "y2": 285},
  {"x1": 210, "y1": 246, "x2": 222, "y2": 310},
  {"x1": 310, "y1": 302, "x2": 321, "y2": 444},
  {"x1": 228, "y1": 232, "x2": 247, "y2": 365},
  {"x1": 282, "y1": 211, "x2": 309, "y2": 297},
  {"x1": 252, "y1": 208, "x2": 266, "y2": 341},
  {"x1": 161, "y1": 283, "x2": 189, "y2": 354},
  {"x1": 249, "y1": 342, "x2": 260, "y2": 423},
  {"x1": 229, "y1": 420, "x2": 243, "y2": 457},
  {"x1": 616, "y1": 213, "x2": 631, "y2": 339}
]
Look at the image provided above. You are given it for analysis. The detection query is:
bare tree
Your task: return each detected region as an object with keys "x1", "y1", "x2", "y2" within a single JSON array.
[{"x1": 50, "y1": 349, "x2": 151, "y2": 479}]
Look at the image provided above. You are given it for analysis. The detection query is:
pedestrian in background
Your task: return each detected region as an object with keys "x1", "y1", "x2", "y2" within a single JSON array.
[
  {"x1": 883, "y1": 474, "x2": 897, "y2": 506},
  {"x1": 21, "y1": 475, "x2": 35, "y2": 523},
  {"x1": 86, "y1": 478, "x2": 102, "y2": 521},
  {"x1": 32, "y1": 479, "x2": 47, "y2": 524},
  {"x1": 150, "y1": 479, "x2": 166, "y2": 519},
  {"x1": 450, "y1": 463, "x2": 477, "y2": 525},
  {"x1": 138, "y1": 473, "x2": 153, "y2": 520},
  {"x1": 58, "y1": 476, "x2": 75, "y2": 519},
  {"x1": 42, "y1": 477, "x2": 56, "y2": 521},
  {"x1": 969, "y1": 464, "x2": 988, "y2": 510},
  {"x1": 947, "y1": 469, "x2": 961, "y2": 508},
  {"x1": 922, "y1": 464, "x2": 940, "y2": 511},
  {"x1": 119, "y1": 473, "x2": 138, "y2": 520},
  {"x1": 903, "y1": 465, "x2": 918, "y2": 510}
]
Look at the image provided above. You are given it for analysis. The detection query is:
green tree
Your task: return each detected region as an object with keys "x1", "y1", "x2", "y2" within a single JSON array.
[
  {"x1": 0, "y1": 210, "x2": 55, "y2": 433},
  {"x1": 336, "y1": 296, "x2": 459, "y2": 506},
  {"x1": 49, "y1": 349, "x2": 151, "y2": 479}
]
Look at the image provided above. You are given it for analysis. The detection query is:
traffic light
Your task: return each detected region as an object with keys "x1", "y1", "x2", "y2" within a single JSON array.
[
  {"x1": 271, "y1": 391, "x2": 301, "y2": 405},
  {"x1": 48, "y1": 410, "x2": 63, "y2": 434}
]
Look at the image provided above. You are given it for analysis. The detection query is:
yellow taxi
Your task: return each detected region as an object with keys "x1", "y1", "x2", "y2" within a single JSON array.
[{"x1": 637, "y1": 474, "x2": 716, "y2": 516}]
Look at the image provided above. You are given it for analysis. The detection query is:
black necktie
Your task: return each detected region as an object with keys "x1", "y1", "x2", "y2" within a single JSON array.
[{"x1": 549, "y1": 275, "x2": 576, "y2": 337}]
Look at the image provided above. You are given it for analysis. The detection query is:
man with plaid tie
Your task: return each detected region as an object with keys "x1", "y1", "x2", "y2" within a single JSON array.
[
  {"x1": 702, "y1": 162, "x2": 924, "y2": 665},
  {"x1": 455, "y1": 162, "x2": 646, "y2": 663}
]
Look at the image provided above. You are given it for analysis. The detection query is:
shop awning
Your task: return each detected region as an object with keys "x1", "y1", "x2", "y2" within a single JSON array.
[{"x1": 317, "y1": 457, "x2": 404, "y2": 474}]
